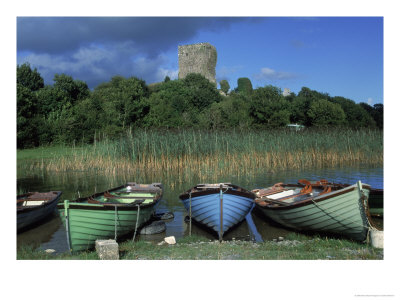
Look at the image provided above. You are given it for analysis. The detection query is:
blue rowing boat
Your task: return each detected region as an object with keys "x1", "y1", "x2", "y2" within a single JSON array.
[{"x1": 179, "y1": 183, "x2": 255, "y2": 240}]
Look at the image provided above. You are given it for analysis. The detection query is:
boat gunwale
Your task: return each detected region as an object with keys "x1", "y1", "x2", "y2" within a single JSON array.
[
  {"x1": 17, "y1": 191, "x2": 63, "y2": 213},
  {"x1": 254, "y1": 183, "x2": 370, "y2": 211},
  {"x1": 179, "y1": 183, "x2": 255, "y2": 200},
  {"x1": 57, "y1": 183, "x2": 163, "y2": 210}
]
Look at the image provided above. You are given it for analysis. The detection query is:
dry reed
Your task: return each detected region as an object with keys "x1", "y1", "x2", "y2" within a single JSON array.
[{"x1": 20, "y1": 128, "x2": 383, "y2": 180}]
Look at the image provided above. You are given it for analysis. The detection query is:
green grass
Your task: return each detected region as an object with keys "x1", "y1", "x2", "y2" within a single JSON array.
[
  {"x1": 17, "y1": 145, "x2": 83, "y2": 161},
  {"x1": 17, "y1": 233, "x2": 383, "y2": 260},
  {"x1": 16, "y1": 245, "x2": 99, "y2": 260}
]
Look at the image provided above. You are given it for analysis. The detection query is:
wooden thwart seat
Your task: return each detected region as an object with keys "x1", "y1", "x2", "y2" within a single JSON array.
[
  {"x1": 104, "y1": 191, "x2": 154, "y2": 199},
  {"x1": 88, "y1": 197, "x2": 145, "y2": 206},
  {"x1": 257, "y1": 184, "x2": 313, "y2": 206},
  {"x1": 17, "y1": 198, "x2": 52, "y2": 204}
]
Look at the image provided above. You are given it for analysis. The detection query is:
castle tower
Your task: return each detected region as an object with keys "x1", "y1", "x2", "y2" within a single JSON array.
[{"x1": 178, "y1": 43, "x2": 217, "y2": 84}]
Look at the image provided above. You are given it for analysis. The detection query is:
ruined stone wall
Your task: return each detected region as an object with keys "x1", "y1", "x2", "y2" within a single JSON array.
[{"x1": 178, "y1": 43, "x2": 217, "y2": 84}]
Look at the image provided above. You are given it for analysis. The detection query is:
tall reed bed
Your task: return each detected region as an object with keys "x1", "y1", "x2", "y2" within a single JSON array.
[{"x1": 24, "y1": 128, "x2": 383, "y2": 177}]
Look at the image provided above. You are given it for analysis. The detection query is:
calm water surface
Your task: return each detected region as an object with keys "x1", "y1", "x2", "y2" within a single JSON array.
[{"x1": 17, "y1": 165, "x2": 383, "y2": 253}]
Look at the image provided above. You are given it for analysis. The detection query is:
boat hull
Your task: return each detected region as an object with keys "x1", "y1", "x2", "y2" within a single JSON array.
[
  {"x1": 17, "y1": 192, "x2": 62, "y2": 231},
  {"x1": 59, "y1": 203, "x2": 155, "y2": 251},
  {"x1": 298, "y1": 180, "x2": 383, "y2": 217},
  {"x1": 58, "y1": 183, "x2": 162, "y2": 252},
  {"x1": 256, "y1": 183, "x2": 371, "y2": 241},
  {"x1": 180, "y1": 184, "x2": 254, "y2": 237}
]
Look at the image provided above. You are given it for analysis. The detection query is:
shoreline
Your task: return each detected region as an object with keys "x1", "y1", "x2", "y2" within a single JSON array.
[{"x1": 17, "y1": 233, "x2": 384, "y2": 260}]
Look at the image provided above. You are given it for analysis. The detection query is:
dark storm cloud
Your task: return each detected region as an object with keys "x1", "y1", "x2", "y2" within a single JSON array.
[
  {"x1": 17, "y1": 17, "x2": 250, "y2": 87},
  {"x1": 17, "y1": 17, "x2": 245, "y2": 56}
]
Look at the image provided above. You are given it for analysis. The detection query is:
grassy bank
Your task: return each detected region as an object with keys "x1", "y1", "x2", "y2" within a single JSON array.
[
  {"x1": 18, "y1": 129, "x2": 383, "y2": 178},
  {"x1": 17, "y1": 233, "x2": 383, "y2": 260}
]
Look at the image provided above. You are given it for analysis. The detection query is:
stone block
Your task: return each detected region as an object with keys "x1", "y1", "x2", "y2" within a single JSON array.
[
  {"x1": 164, "y1": 236, "x2": 176, "y2": 245},
  {"x1": 370, "y1": 230, "x2": 384, "y2": 249},
  {"x1": 95, "y1": 239, "x2": 119, "y2": 260}
]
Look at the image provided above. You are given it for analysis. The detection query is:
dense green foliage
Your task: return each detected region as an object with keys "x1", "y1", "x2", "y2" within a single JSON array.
[
  {"x1": 17, "y1": 63, "x2": 44, "y2": 91},
  {"x1": 219, "y1": 79, "x2": 230, "y2": 94},
  {"x1": 16, "y1": 63, "x2": 383, "y2": 148},
  {"x1": 236, "y1": 77, "x2": 253, "y2": 95}
]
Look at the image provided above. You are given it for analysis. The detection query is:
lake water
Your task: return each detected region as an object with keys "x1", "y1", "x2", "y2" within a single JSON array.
[{"x1": 17, "y1": 165, "x2": 383, "y2": 253}]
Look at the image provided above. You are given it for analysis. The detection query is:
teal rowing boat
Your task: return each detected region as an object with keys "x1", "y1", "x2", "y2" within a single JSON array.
[
  {"x1": 253, "y1": 180, "x2": 374, "y2": 241},
  {"x1": 58, "y1": 182, "x2": 163, "y2": 252},
  {"x1": 298, "y1": 180, "x2": 383, "y2": 217}
]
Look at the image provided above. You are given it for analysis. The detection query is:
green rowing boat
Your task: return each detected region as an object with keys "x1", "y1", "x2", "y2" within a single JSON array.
[
  {"x1": 298, "y1": 180, "x2": 383, "y2": 217},
  {"x1": 253, "y1": 180, "x2": 374, "y2": 241},
  {"x1": 58, "y1": 182, "x2": 163, "y2": 252}
]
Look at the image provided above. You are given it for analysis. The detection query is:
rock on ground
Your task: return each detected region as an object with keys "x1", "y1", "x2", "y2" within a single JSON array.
[{"x1": 140, "y1": 221, "x2": 166, "y2": 235}]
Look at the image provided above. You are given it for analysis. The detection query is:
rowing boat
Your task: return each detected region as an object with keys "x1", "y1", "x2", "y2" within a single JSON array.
[
  {"x1": 252, "y1": 180, "x2": 374, "y2": 241},
  {"x1": 296, "y1": 179, "x2": 383, "y2": 217},
  {"x1": 17, "y1": 191, "x2": 62, "y2": 231},
  {"x1": 58, "y1": 182, "x2": 162, "y2": 252},
  {"x1": 179, "y1": 183, "x2": 255, "y2": 240}
]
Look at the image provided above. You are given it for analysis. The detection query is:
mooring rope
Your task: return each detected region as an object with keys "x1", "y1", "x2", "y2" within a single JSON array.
[
  {"x1": 114, "y1": 205, "x2": 118, "y2": 240},
  {"x1": 132, "y1": 204, "x2": 141, "y2": 241},
  {"x1": 189, "y1": 191, "x2": 192, "y2": 236},
  {"x1": 309, "y1": 188, "x2": 372, "y2": 238}
]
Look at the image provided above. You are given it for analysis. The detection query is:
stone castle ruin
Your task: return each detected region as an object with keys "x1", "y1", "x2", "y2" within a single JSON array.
[{"x1": 178, "y1": 43, "x2": 217, "y2": 84}]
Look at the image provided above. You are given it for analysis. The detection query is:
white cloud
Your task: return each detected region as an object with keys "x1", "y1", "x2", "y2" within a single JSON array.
[
  {"x1": 253, "y1": 67, "x2": 298, "y2": 81},
  {"x1": 367, "y1": 97, "x2": 374, "y2": 105},
  {"x1": 156, "y1": 68, "x2": 179, "y2": 82}
]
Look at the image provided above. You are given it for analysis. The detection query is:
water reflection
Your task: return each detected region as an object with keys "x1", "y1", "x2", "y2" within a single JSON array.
[{"x1": 17, "y1": 165, "x2": 383, "y2": 252}]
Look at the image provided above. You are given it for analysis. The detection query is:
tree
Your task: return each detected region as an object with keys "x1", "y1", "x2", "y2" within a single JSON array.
[
  {"x1": 361, "y1": 103, "x2": 383, "y2": 129},
  {"x1": 143, "y1": 80, "x2": 192, "y2": 127},
  {"x1": 298, "y1": 87, "x2": 330, "y2": 101},
  {"x1": 289, "y1": 97, "x2": 309, "y2": 125},
  {"x1": 372, "y1": 104, "x2": 383, "y2": 129},
  {"x1": 144, "y1": 75, "x2": 222, "y2": 128},
  {"x1": 307, "y1": 99, "x2": 346, "y2": 126},
  {"x1": 219, "y1": 80, "x2": 230, "y2": 94},
  {"x1": 183, "y1": 73, "x2": 222, "y2": 110},
  {"x1": 236, "y1": 77, "x2": 253, "y2": 95},
  {"x1": 92, "y1": 76, "x2": 149, "y2": 131},
  {"x1": 199, "y1": 94, "x2": 252, "y2": 129},
  {"x1": 17, "y1": 83, "x2": 38, "y2": 147},
  {"x1": 249, "y1": 85, "x2": 290, "y2": 127},
  {"x1": 331, "y1": 96, "x2": 376, "y2": 128},
  {"x1": 53, "y1": 74, "x2": 90, "y2": 103},
  {"x1": 67, "y1": 97, "x2": 106, "y2": 144},
  {"x1": 36, "y1": 74, "x2": 90, "y2": 117},
  {"x1": 17, "y1": 64, "x2": 43, "y2": 148},
  {"x1": 17, "y1": 63, "x2": 44, "y2": 91}
]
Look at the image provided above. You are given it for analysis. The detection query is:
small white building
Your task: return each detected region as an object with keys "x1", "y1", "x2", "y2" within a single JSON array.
[
  {"x1": 287, "y1": 124, "x2": 305, "y2": 131},
  {"x1": 283, "y1": 88, "x2": 292, "y2": 97}
]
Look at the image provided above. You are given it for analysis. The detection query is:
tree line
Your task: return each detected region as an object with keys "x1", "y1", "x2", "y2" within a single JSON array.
[{"x1": 17, "y1": 63, "x2": 383, "y2": 149}]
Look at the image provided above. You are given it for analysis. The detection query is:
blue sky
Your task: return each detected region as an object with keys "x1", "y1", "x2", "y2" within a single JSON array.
[{"x1": 17, "y1": 17, "x2": 383, "y2": 104}]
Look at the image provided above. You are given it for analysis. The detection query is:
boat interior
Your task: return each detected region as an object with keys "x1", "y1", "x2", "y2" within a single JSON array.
[
  {"x1": 253, "y1": 181, "x2": 332, "y2": 206},
  {"x1": 87, "y1": 183, "x2": 162, "y2": 205},
  {"x1": 17, "y1": 192, "x2": 58, "y2": 207}
]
